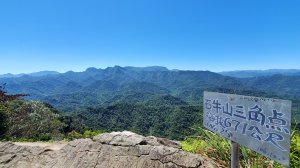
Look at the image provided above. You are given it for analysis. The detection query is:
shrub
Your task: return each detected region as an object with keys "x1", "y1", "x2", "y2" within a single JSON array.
[{"x1": 182, "y1": 127, "x2": 300, "y2": 167}]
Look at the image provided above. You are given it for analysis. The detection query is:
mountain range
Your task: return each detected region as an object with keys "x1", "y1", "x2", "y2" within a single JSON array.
[
  {"x1": 0, "y1": 71, "x2": 60, "y2": 78},
  {"x1": 1, "y1": 66, "x2": 299, "y2": 112},
  {"x1": 220, "y1": 69, "x2": 300, "y2": 78},
  {"x1": 1, "y1": 66, "x2": 300, "y2": 140}
]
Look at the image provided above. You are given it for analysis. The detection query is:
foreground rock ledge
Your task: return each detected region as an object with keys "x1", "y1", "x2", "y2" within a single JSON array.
[{"x1": 0, "y1": 131, "x2": 217, "y2": 168}]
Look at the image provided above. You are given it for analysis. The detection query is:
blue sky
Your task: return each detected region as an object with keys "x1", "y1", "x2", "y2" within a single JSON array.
[{"x1": 0, "y1": 0, "x2": 299, "y2": 74}]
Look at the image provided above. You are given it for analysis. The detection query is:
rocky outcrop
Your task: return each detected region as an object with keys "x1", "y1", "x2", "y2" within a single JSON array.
[{"x1": 0, "y1": 131, "x2": 217, "y2": 168}]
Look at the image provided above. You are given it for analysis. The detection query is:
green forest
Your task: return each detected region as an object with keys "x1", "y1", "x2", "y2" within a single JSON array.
[{"x1": 0, "y1": 67, "x2": 299, "y2": 167}]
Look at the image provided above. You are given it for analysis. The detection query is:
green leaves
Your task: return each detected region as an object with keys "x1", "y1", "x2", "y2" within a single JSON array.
[
  {"x1": 76, "y1": 100, "x2": 202, "y2": 140},
  {"x1": 4, "y1": 100, "x2": 65, "y2": 141},
  {"x1": 182, "y1": 127, "x2": 300, "y2": 167}
]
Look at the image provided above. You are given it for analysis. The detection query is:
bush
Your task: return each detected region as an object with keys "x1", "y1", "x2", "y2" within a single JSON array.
[
  {"x1": 67, "y1": 130, "x2": 104, "y2": 140},
  {"x1": 182, "y1": 127, "x2": 300, "y2": 167},
  {"x1": 5, "y1": 100, "x2": 65, "y2": 141},
  {"x1": 290, "y1": 130, "x2": 300, "y2": 168}
]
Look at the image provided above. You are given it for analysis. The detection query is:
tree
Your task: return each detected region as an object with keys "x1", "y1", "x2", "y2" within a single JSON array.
[
  {"x1": 6, "y1": 100, "x2": 65, "y2": 140},
  {"x1": 0, "y1": 84, "x2": 28, "y2": 138},
  {"x1": 0, "y1": 103, "x2": 8, "y2": 137},
  {"x1": 0, "y1": 84, "x2": 28, "y2": 102}
]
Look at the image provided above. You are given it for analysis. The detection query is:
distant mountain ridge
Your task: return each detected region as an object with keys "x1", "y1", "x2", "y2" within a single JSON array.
[
  {"x1": 0, "y1": 66, "x2": 299, "y2": 112},
  {"x1": 220, "y1": 69, "x2": 300, "y2": 78},
  {"x1": 0, "y1": 66, "x2": 169, "y2": 78},
  {"x1": 0, "y1": 71, "x2": 60, "y2": 78},
  {"x1": 3, "y1": 67, "x2": 300, "y2": 78},
  {"x1": 0, "y1": 66, "x2": 240, "y2": 110}
]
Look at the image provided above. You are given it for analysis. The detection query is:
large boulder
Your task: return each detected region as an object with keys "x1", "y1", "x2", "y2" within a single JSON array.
[{"x1": 0, "y1": 131, "x2": 217, "y2": 168}]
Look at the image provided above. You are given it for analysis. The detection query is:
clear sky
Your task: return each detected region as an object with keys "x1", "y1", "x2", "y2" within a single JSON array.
[{"x1": 0, "y1": 0, "x2": 299, "y2": 74}]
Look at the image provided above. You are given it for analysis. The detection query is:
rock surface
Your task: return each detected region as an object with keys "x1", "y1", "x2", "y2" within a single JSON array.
[{"x1": 0, "y1": 131, "x2": 217, "y2": 168}]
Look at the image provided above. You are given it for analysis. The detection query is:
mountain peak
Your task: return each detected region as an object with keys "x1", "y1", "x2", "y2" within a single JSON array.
[
  {"x1": 124, "y1": 66, "x2": 168, "y2": 72},
  {"x1": 85, "y1": 67, "x2": 99, "y2": 73},
  {"x1": 105, "y1": 65, "x2": 126, "y2": 72}
]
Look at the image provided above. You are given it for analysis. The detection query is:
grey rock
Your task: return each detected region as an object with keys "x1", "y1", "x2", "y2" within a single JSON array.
[
  {"x1": 0, "y1": 131, "x2": 217, "y2": 168},
  {"x1": 144, "y1": 136, "x2": 182, "y2": 149},
  {"x1": 93, "y1": 131, "x2": 145, "y2": 146}
]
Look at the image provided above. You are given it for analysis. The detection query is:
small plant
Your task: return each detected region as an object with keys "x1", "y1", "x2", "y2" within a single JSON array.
[
  {"x1": 290, "y1": 130, "x2": 300, "y2": 168},
  {"x1": 182, "y1": 127, "x2": 300, "y2": 167},
  {"x1": 181, "y1": 137, "x2": 207, "y2": 154},
  {"x1": 67, "y1": 129, "x2": 104, "y2": 140},
  {"x1": 182, "y1": 127, "x2": 231, "y2": 166}
]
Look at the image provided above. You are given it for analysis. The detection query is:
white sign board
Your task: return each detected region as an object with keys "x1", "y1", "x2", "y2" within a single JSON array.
[{"x1": 203, "y1": 91, "x2": 292, "y2": 166}]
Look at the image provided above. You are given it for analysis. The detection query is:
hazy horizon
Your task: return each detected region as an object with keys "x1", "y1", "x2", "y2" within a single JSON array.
[{"x1": 1, "y1": 65, "x2": 300, "y2": 76}]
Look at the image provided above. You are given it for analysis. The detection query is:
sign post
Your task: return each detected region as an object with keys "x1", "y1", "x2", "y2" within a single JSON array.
[
  {"x1": 203, "y1": 91, "x2": 292, "y2": 167},
  {"x1": 231, "y1": 141, "x2": 239, "y2": 168}
]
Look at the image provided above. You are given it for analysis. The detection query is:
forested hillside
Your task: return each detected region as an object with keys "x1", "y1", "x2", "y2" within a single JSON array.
[
  {"x1": 77, "y1": 95, "x2": 202, "y2": 140},
  {"x1": 4, "y1": 66, "x2": 299, "y2": 109},
  {"x1": 1, "y1": 66, "x2": 299, "y2": 141}
]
